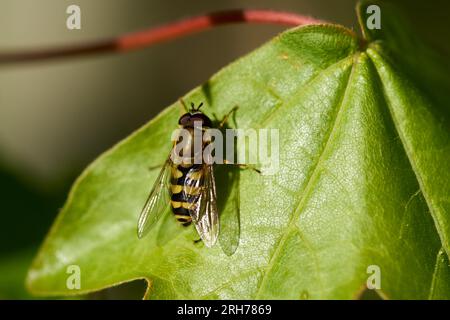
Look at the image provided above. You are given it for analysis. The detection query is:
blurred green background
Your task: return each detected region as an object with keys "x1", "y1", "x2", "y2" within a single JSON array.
[{"x1": 0, "y1": 0, "x2": 448, "y2": 299}]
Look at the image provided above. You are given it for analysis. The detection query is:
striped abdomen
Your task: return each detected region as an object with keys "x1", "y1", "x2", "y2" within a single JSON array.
[{"x1": 170, "y1": 163, "x2": 204, "y2": 226}]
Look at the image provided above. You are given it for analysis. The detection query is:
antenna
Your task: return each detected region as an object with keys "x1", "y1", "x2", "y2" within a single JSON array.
[{"x1": 190, "y1": 102, "x2": 204, "y2": 112}]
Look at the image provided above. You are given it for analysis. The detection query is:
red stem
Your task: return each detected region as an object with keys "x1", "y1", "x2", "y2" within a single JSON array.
[{"x1": 0, "y1": 9, "x2": 324, "y2": 64}]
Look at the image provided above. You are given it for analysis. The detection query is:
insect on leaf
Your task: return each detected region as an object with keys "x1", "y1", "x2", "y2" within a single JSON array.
[{"x1": 27, "y1": 0, "x2": 450, "y2": 299}]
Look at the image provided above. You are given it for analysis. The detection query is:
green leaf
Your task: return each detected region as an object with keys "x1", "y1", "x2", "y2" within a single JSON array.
[
  {"x1": 27, "y1": 1, "x2": 450, "y2": 299},
  {"x1": 358, "y1": 0, "x2": 450, "y2": 257}
]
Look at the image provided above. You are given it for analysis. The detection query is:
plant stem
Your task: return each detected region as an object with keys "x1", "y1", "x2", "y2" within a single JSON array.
[{"x1": 0, "y1": 9, "x2": 324, "y2": 64}]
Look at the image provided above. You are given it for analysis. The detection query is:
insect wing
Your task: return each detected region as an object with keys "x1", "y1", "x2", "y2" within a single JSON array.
[
  {"x1": 192, "y1": 164, "x2": 219, "y2": 247},
  {"x1": 137, "y1": 159, "x2": 172, "y2": 238}
]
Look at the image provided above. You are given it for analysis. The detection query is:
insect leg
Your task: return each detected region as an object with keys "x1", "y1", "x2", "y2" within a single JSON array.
[
  {"x1": 218, "y1": 106, "x2": 239, "y2": 129},
  {"x1": 223, "y1": 160, "x2": 261, "y2": 174},
  {"x1": 148, "y1": 163, "x2": 166, "y2": 171},
  {"x1": 237, "y1": 164, "x2": 261, "y2": 174},
  {"x1": 179, "y1": 98, "x2": 190, "y2": 113}
]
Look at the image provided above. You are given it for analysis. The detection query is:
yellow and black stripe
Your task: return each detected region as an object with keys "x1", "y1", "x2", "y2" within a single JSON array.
[{"x1": 170, "y1": 163, "x2": 204, "y2": 226}]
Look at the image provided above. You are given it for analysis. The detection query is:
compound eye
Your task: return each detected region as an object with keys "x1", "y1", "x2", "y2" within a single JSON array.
[
  {"x1": 178, "y1": 113, "x2": 191, "y2": 126},
  {"x1": 190, "y1": 114, "x2": 212, "y2": 127}
]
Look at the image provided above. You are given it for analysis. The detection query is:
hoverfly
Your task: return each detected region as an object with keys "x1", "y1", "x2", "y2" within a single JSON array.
[{"x1": 137, "y1": 101, "x2": 223, "y2": 248}]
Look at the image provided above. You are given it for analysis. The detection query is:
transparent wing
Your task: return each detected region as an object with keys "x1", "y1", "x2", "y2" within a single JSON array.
[
  {"x1": 137, "y1": 159, "x2": 172, "y2": 239},
  {"x1": 191, "y1": 164, "x2": 219, "y2": 247}
]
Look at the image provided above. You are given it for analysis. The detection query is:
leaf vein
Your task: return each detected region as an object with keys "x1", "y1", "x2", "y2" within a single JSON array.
[
  {"x1": 254, "y1": 53, "x2": 359, "y2": 298},
  {"x1": 367, "y1": 47, "x2": 450, "y2": 256}
]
